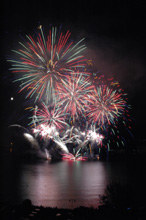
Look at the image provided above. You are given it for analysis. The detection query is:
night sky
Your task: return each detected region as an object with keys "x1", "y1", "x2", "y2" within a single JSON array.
[{"x1": 1, "y1": 0, "x2": 146, "y2": 140}]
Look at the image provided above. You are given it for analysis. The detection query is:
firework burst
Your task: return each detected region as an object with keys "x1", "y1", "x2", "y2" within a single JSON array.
[
  {"x1": 8, "y1": 26, "x2": 87, "y2": 102},
  {"x1": 86, "y1": 85, "x2": 127, "y2": 127},
  {"x1": 56, "y1": 74, "x2": 94, "y2": 117},
  {"x1": 30, "y1": 102, "x2": 69, "y2": 131}
]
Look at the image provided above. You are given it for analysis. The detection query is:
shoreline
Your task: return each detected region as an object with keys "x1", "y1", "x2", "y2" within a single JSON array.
[{"x1": 1, "y1": 199, "x2": 146, "y2": 220}]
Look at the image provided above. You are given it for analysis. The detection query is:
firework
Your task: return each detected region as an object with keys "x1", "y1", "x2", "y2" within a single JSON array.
[
  {"x1": 92, "y1": 74, "x2": 121, "y2": 88},
  {"x1": 86, "y1": 85, "x2": 127, "y2": 127},
  {"x1": 60, "y1": 124, "x2": 104, "y2": 154},
  {"x1": 56, "y1": 74, "x2": 94, "y2": 117},
  {"x1": 62, "y1": 153, "x2": 88, "y2": 161},
  {"x1": 30, "y1": 102, "x2": 69, "y2": 130},
  {"x1": 8, "y1": 26, "x2": 88, "y2": 102},
  {"x1": 87, "y1": 125, "x2": 104, "y2": 145},
  {"x1": 32, "y1": 114, "x2": 70, "y2": 154},
  {"x1": 7, "y1": 26, "x2": 133, "y2": 160},
  {"x1": 33, "y1": 124, "x2": 58, "y2": 139},
  {"x1": 62, "y1": 148, "x2": 88, "y2": 161}
]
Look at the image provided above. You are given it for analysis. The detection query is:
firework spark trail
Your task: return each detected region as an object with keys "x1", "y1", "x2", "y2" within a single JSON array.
[
  {"x1": 56, "y1": 74, "x2": 94, "y2": 117},
  {"x1": 32, "y1": 124, "x2": 69, "y2": 153},
  {"x1": 86, "y1": 85, "x2": 127, "y2": 127},
  {"x1": 8, "y1": 26, "x2": 88, "y2": 102},
  {"x1": 92, "y1": 74, "x2": 121, "y2": 88},
  {"x1": 62, "y1": 153, "x2": 88, "y2": 161},
  {"x1": 31, "y1": 102, "x2": 69, "y2": 130},
  {"x1": 61, "y1": 125, "x2": 104, "y2": 161},
  {"x1": 29, "y1": 102, "x2": 70, "y2": 153},
  {"x1": 86, "y1": 124, "x2": 104, "y2": 146},
  {"x1": 59, "y1": 128, "x2": 79, "y2": 144},
  {"x1": 33, "y1": 124, "x2": 58, "y2": 139},
  {"x1": 73, "y1": 124, "x2": 104, "y2": 147},
  {"x1": 61, "y1": 124, "x2": 104, "y2": 152}
]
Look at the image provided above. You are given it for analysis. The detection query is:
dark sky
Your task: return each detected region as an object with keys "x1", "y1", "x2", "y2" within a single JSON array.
[{"x1": 1, "y1": 0, "x2": 146, "y2": 139}]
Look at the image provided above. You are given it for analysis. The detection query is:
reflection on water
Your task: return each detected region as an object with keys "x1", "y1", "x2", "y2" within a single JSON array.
[
  {"x1": 20, "y1": 161, "x2": 108, "y2": 208},
  {"x1": 0, "y1": 156, "x2": 146, "y2": 209}
]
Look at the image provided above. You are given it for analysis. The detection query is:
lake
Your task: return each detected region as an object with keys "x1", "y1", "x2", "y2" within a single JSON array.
[{"x1": 0, "y1": 153, "x2": 145, "y2": 209}]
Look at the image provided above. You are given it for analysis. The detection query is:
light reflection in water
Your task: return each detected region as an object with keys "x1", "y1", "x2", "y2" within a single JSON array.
[
  {"x1": 1, "y1": 155, "x2": 146, "y2": 209},
  {"x1": 20, "y1": 161, "x2": 109, "y2": 208}
]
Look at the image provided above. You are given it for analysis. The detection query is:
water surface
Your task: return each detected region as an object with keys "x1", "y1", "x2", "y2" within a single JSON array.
[{"x1": 0, "y1": 155, "x2": 145, "y2": 208}]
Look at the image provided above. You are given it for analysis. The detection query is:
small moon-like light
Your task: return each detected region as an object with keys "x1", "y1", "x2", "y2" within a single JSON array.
[{"x1": 10, "y1": 97, "x2": 14, "y2": 101}]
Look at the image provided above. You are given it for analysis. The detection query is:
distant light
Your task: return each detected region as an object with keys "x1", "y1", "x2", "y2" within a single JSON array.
[{"x1": 10, "y1": 97, "x2": 14, "y2": 101}]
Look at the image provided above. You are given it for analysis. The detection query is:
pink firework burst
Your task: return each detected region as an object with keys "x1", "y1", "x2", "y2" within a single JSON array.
[
  {"x1": 86, "y1": 85, "x2": 127, "y2": 126},
  {"x1": 34, "y1": 102, "x2": 69, "y2": 130},
  {"x1": 56, "y1": 74, "x2": 94, "y2": 117}
]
